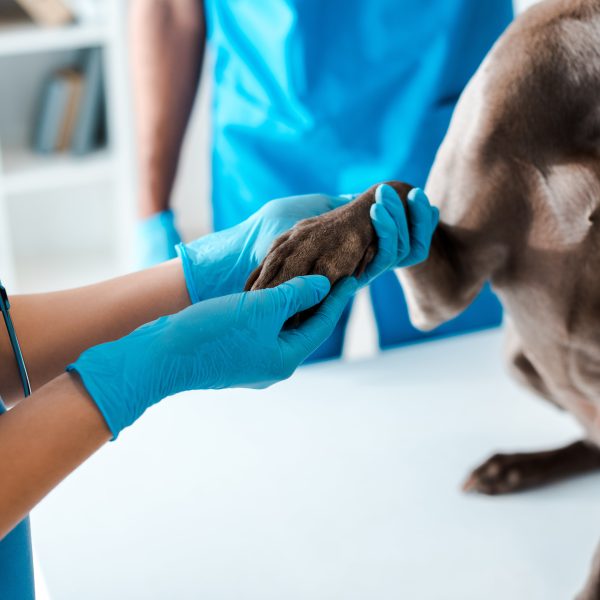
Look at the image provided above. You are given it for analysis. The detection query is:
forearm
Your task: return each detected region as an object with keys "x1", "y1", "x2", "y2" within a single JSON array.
[
  {"x1": 130, "y1": 0, "x2": 205, "y2": 217},
  {"x1": 0, "y1": 373, "x2": 111, "y2": 539},
  {"x1": 0, "y1": 259, "x2": 189, "y2": 403}
]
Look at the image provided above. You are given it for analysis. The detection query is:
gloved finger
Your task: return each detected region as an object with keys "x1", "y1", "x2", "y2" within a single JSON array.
[
  {"x1": 407, "y1": 187, "x2": 436, "y2": 224},
  {"x1": 376, "y1": 184, "x2": 410, "y2": 262},
  {"x1": 274, "y1": 275, "x2": 332, "y2": 322},
  {"x1": 406, "y1": 188, "x2": 436, "y2": 260},
  {"x1": 358, "y1": 203, "x2": 398, "y2": 285},
  {"x1": 280, "y1": 277, "x2": 358, "y2": 362}
]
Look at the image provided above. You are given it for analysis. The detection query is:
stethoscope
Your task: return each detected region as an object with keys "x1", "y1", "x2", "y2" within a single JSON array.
[{"x1": 0, "y1": 280, "x2": 31, "y2": 398}]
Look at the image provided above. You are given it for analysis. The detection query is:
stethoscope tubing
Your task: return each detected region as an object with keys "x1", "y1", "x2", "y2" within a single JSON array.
[{"x1": 0, "y1": 280, "x2": 31, "y2": 398}]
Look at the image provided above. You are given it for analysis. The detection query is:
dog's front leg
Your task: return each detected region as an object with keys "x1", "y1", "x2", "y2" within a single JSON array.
[{"x1": 398, "y1": 220, "x2": 507, "y2": 330}]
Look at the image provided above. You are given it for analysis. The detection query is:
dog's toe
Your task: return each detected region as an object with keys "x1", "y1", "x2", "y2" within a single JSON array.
[{"x1": 462, "y1": 453, "x2": 539, "y2": 495}]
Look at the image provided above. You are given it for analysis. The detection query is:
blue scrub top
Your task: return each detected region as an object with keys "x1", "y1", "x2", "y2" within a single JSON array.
[
  {"x1": 0, "y1": 400, "x2": 36, "y2": 600},
  {"x1": 205, "y1": 0, "x2": 513, "y2": 230},
  {"x1": 204, "y1": 0, "x2": 513, "y2": 353}
]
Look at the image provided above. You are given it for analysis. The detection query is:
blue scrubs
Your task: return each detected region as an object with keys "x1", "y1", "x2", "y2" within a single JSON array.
[
  {"x1": 0, "y1": 400, "x2": 36, "y2": 600},
  {"x1": 205, "y1": 0, "x2": 512, "y2": 357}
]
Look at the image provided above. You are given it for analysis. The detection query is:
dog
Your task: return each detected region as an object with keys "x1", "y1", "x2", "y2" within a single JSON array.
[{"x1": 247, "y1": 0, "x2": 600, "y2": 596}]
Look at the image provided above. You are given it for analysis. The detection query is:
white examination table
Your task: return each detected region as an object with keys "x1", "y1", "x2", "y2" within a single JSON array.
[{"x1": 32, "y1": 329, "x2": 600, "y2": 599}]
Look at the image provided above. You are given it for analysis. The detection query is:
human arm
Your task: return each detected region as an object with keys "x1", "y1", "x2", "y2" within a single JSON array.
[
  {"x1": 0, "y1": 259, "x2": 189, "y2": 405},
  {"x1": 0, "y1": 193, "x2": 361, "y2": 403},
  {"x1": 0, "y1": 373, "x2": 111, "y2": 539},
  {"x1": 0, "y1": 276, "x2": 357, "y2": 537},
  {"x1": 130, "y1": 0, "x2": 205, "y2": 218},
  {"x1": 1, "y1": 184, "x2": 424, "y2": 401}
]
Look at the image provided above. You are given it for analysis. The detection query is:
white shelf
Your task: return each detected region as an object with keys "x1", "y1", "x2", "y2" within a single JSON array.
[
  {"x1": 2, "y1": 147, "x2": 114, "y2": 195},
  {"x1": 0, "y1": 21, "x2": 109, "y2": 57},
  {"x1": 0, "y1": 1, "x2": 135, "y2": 288},
  {"x1": 15, "y1": 249, "x2": 118, "y2": 293}
]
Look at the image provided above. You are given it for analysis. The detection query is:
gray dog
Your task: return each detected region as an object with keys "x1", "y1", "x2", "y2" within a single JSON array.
[{"x1": 248, "y1": 0, "x2": 600, "y2": 596}]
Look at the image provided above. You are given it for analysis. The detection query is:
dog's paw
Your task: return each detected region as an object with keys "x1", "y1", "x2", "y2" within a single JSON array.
[
  {"x1": 245, "y1": 202, "x2": 376, "y2": 293},
  {"x1": 245, "y1": 180, "x2": 413, "y2": 295},
  {"x1": 245, "y1": 213, "x2": 376, "y2": 291},
  {"x1": 462, "y1": 452, "x2": 551, "y2": 495}
]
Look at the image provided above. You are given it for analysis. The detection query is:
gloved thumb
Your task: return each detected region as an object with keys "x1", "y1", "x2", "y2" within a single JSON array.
[
  {"x1": 274, "y1": 275, "x2": 332, "y2": 322},
  {"x1": 280, "y1": 276, "x2": 358, "y2": 362}
]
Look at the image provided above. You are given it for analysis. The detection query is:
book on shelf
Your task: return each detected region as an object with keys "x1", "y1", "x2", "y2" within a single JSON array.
[
  {"x1": 56, "y1": 69, "x2": 83, "y2": 151},
  {"x1": 34, "y1": 48, "x2": 105, "y2": 156},
  {"x1": 34, "y1": 72, "x2": 70, "y2": 153},
  {"x1": 72, "y1": 47, "x2": 104, "y2": 155},
  {"x1": 13, "y1": 0, "x2": 73, "y2": 26}
]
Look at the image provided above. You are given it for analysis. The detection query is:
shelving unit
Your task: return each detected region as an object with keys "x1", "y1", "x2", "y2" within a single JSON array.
[
  {"x1": 0, "y1": 1, "x2": 135, "y2": 291},
  {"x1": 0, "y1": 21, "x2": 109, "y2": 56},
  {"x1": 1, "y1": 146, "x2": 114, "y2": 195}
]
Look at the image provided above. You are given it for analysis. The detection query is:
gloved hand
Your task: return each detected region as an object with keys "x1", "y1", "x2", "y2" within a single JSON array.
[
  {"x1": 136, "y1": 210, "x2": 182, "y2": 269},
  {"x1": 177, "y1": 187, "x2": 438, "y2": 303},
  {"x1": 177, "y1": 194, "x2": 349, "y2": 303},
  {"x1": 358, "y1": 185, "x2": 439, "y2": 286},
  {"x1": 68, "y1": 275, "x2": 358, "y2": 439}
]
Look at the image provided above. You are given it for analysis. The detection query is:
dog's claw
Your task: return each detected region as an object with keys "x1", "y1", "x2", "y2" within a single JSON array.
[{"x1": 461, "y1": 475, "x2": 477, "y2": 493}]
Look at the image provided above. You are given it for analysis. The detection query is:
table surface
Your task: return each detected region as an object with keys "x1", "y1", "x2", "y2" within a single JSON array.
[{"x1": 32, "y1": 329, "x2": 600, "y2": 600}]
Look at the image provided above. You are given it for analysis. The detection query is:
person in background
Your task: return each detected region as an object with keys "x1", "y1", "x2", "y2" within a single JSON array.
[{"x1": 131, "y1": 0, "x2": 513, "y2": 358}]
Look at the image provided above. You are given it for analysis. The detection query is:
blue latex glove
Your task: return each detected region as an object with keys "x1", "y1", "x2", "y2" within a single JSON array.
[
  {"x1": 68, "y1": 275, "x2": 358, "y2": 439},
  {"x1": 358, "y1": 185, "x2": 439, "y2": 286},
  {"x1": 176, "y1": 194, "x2": 348, "y2": 303},
  {"x1": 177, "y1": 188, "x2": 438, "y2": 303},
  {"x1": 136, "y1": 210, "x2": 182, "y2": 268}
]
